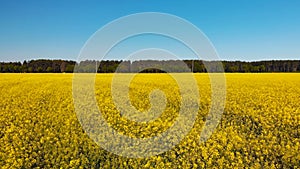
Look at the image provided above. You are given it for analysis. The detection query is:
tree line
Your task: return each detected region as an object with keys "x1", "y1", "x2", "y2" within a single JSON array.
[
  {"x1": 0, "y1": 59, "x2": 299, "y2": 73},
  {"x1": 0, "y1": 60, "x2": 76, "y2": 73}
]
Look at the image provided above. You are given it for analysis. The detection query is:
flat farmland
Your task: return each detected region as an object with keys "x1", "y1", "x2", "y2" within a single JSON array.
[{"x1": 0, "y1": 73, "x2": 299, "y2": 168}]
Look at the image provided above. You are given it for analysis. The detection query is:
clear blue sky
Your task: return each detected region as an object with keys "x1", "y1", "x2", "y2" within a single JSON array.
[{"x1": 0, "y1": 0, "x2": 299, "y2": 62}]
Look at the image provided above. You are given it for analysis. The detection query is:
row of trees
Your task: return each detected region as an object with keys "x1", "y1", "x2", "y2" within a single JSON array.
[
  {"x1": 0, "y1": 60, "x2": 75, "y2": 73},
  {"x1": 0, "y1": 59, "x2": 299, "y2": 73}
]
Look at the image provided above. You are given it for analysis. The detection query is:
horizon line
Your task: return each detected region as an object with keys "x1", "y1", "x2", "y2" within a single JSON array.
[{"x1": 1, "y1": 58, "x2": 300, "y2": 63}]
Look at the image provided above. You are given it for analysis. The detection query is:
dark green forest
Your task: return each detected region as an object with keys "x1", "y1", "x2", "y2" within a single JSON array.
[{"x1": 0, "y1": 59, "x2": 300, "y2": 73}]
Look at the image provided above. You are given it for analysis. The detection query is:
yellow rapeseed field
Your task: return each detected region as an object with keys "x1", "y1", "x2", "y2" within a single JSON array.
[{"x1": 0, "y1": 73, "x2": 299, "y2": 168}]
